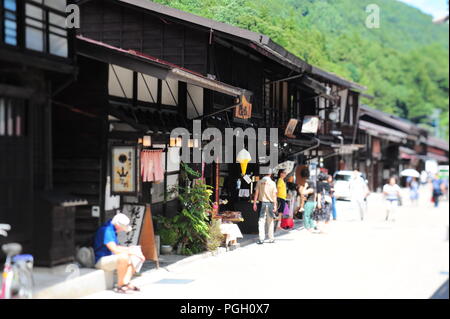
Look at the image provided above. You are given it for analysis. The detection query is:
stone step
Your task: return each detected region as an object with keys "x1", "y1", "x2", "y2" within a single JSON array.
[{"x1": 32, "y1": 265, "x2": 115, "y2": 299}]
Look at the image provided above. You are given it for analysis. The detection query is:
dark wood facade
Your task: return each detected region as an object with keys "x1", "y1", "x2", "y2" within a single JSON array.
[
  {"x1": 52, "y1": 56, "x2": 109, "y2": 246},
  {"x1": 76, "y1": 0, "x2": 338, "y2": 128},
  {"x1": 356, "y1": 105, "x2": 431, "y2": 191},
  {"x1": 0, "y1": 0, "x2": 76, "y2": 262},
  {"x1": 79, "y1": 0, "x2": 208, "y2": 75}
]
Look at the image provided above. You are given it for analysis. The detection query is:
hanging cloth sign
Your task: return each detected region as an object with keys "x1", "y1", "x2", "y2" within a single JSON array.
[{"x1": 141, "y1": 149, "x2": 164, "y2": 182}]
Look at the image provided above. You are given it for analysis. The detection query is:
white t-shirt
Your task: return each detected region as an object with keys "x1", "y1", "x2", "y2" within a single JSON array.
[
  {"x1": 420, "y1": 171, "x2": 428, "y2": 184},
  {"x1": 349, "y1": 176, "x2": 368, "y2": 200},
  {"x1": 383, "y1": 184, "x2": 401, "y2": 200},
  {"x1": 255, "y1": 176, "x2": 277, "y2": 203}
]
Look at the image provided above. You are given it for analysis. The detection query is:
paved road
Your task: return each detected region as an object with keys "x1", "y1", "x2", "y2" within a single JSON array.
[{"x1": 86, "y1": 187, "x2": 449, "y2": 299}]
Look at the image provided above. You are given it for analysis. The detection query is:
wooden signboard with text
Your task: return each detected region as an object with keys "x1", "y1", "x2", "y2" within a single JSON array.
[
  {"x1": 234, "y1": 95, "x2": 252, "y2": 119},
  {"x1": 139, "y1": 204, "x2": 159, "y2": 268}
]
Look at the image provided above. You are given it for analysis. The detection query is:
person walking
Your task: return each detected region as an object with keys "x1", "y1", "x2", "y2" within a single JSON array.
[
  {"x1": 253, "y1": 168, "x2": 278, "y2": 244},
  {"x1": 315, "y1": 173, "x2": 332, "y2": 234},
  {"x1": 327, "y1": 175, "x2": 337, "y2": 221},
  {"x1": 409, "y1": 177, "x2": 419, "y2": 206},
  {"x1": 296, "y1": 167, "x2": 310, "y2": 218},
  {"x1": 274, "y1": 169, "x2": 287, "y2": 230},
  {"x1": 383, "y1": 177, "x2": 401, "y2": 222},
  {"x1": 420, "y1": 170, "x2": 428, "y2": 187},
  {"x1": 302, "y1": 179, "x2": 317, "y2": 233},
  {"x1": 444, "y1": 177, "x2": 449, "y2": 201},
  {"x1": 349, "y1": 170, "x2": 370, "y2": 221},
  {"x1": 431, "y1": 174, "x2": 444, "y2": 208}
]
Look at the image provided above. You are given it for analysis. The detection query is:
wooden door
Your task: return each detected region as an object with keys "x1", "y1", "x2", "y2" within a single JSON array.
[{"x1": 0, "y1": 97, "x2": 33, "y2": 245}]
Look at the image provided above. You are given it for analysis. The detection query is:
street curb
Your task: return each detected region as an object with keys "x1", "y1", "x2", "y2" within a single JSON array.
[
  {"x1": 237, "y1": 224, "x2": 304, "y2": 248},
  {"x1": 34, "y1": 269, "x2": 112, "y2": 299},
  {"x1": 84, "y1": 221, "x2": 305, "y2": 297},
  {"x1": 141, "y1": 220, "x2": 304, "y2": 275}
]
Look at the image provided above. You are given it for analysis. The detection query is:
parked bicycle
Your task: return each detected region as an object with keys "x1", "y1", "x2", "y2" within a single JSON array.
[{"x1": 0, "y1": 224, "x2": 34, "y2": 299}]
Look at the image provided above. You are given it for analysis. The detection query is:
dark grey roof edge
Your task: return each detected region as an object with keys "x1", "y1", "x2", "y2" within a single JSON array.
[
  {"x1": 427, "y1": 136, "x2": 449, "y2": 151},
  {"x1": 264, "y1": 39, "x2": 312, "y2": 73},
  {"x1": 116, "y1": 0, "x2": 365, "y2": 90},
  {"x1": 118, "y1": 0, "x2": 269, "y2": 44},
  {"x1": 359, "y1": 105, "x2": 426, "y2": 135},
  {"x1": 310, "y1": 66, "x2": 367, "y2": 91}
]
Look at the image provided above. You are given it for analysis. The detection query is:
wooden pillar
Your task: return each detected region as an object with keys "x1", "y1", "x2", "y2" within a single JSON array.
[
  {"x1": 178, "y1": 81, "x2": 187, "y2": 120},
  {"x1": 215, "y1": 160, "x2": 220, "y2": 214}
]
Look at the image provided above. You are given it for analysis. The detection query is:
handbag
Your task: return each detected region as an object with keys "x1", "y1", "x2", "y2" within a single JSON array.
[
  {"x1": 280, "y1": 217, "x2": 294, "y2": 229},
  {"x1": 283, "y1": 203, "x2": 291, "y2": 218}
]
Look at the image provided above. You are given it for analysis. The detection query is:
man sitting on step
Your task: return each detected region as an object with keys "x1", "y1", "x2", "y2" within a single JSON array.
[{"x1": 93, "y1": 213, "x2": 145, "y2": 294}]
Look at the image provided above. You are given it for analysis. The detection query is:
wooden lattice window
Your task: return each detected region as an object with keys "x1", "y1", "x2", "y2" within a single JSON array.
[{"x1": 0, "y1": 97, "x2": 27, "y2": 137}]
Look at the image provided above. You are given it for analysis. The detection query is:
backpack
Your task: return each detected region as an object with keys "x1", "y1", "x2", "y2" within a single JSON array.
[
  {"x1": 320, "y1": 182, "x2": 332, "y2": 204},
  {"x1": 76, "y1": 247, "x2": 95, "y2": 268}
]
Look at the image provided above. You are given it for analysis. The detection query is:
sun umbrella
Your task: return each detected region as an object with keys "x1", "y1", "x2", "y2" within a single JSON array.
[{"x1": 400, "y1": 169, "x2": 420, "y2": 178}]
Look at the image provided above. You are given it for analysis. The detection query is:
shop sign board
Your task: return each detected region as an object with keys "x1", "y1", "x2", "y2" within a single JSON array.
[
  {"x1": 234, "y1": 95, "x2": 252, "y2": 119},
  {"x1": 111, "y1": 145, "x2": 137, "y2": 195},
  {"x1": 301, "y1": 116, "x2": 320, "y2": 134},
  {"x1": 438, "y1": 165, "x2": 449, "y2": 178},
  {"x1": 117, "y1": 204, "x2": 146, "y2": 246},
  {"x1": 285, "y1": 119, "x2": 298, "y2": 138}
]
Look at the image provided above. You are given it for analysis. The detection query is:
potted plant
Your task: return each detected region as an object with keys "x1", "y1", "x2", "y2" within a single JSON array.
[
  {"x1": 170, "y1": 163, "x2": 214, "y2": 255},
  {"x1": 159, "y1": 227, "x2": 178, "y2": 255},
  {"x1": 206, "y1": 219, "x2": 224, "y2": 254}
]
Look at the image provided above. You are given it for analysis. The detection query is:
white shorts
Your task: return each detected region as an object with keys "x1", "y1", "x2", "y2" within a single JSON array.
[
  {"x1": 95, "y1": 253, "x2": 143, "y2": 272},
  {"x1": 95, "y1": 255, "x2": 122, "y2": 272}
]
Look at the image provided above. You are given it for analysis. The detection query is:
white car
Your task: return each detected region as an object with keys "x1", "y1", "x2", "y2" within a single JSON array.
[{"x1": 333, "y1": 170, "x2": 366, "y2": 201}]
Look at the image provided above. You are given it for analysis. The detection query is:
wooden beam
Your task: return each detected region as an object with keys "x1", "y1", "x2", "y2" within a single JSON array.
[
  {"x1": 0, "y1": 84, "x2": 35, "y2": 98},
  {"x1": 76, "y1": 39, "x2": 170, "y2": 80},
  {"x1": 0, "y1": 48, "x2": 76, "y2": 74}
]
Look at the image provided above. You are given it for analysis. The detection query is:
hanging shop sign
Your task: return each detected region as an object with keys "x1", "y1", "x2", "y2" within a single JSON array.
[
  {"x1": 243, "y1": 174, "x2": 252, "y2": 184},
  {"x1": 111, "y1": 145, "x2": 138, "y2": 195},
  {"x1": 274, "y1": 161, "x2": 296, "y2": 175},
  {"x1": 234, "y1": 95, "x2": 252, "y2": 119},
  {"x1": 301, "y1": 116, "x2": 320, "y2": 134},
  {"x1": 372, "y1": 138, "x2": 381, "y2": 159},
  {"x1": 285, "y1": 119, "x2": 299, "y2": 138}
]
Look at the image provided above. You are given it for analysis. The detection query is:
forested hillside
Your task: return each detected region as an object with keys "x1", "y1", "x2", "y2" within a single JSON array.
[{"x1": 152, "y1": 0, "x2": 449, "y2": 139}]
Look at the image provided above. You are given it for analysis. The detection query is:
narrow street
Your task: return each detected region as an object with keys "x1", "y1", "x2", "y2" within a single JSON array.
[{"x1": 86, "y1": 187, "x2": 449, "y2": 299}]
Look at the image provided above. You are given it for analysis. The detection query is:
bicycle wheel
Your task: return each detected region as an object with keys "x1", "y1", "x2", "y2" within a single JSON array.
[{"x1": 12, "y1": 265, "x2": 34, "y2": 299}]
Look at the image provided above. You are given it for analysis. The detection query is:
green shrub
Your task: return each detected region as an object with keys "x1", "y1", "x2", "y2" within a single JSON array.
[
  {"x1": 207, "y1": 219, "x2": 224, "y2": 252},
  {"x1": 158, "y1": 227, "x2": 178, "y2": 246}
]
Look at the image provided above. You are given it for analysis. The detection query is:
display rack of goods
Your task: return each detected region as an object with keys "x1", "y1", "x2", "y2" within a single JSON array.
[{"x1": 217, "y1": 211, "x2": 244, "y2": 223}]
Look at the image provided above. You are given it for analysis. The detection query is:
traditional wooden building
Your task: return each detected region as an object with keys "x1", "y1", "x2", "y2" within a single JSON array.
[
  {"x1": 54, "y1": 34, "x2": 251, "y2": 246},
  {"x1": 2, "y1": 0, "x2": 370, "y2": 266},
  {"x1": 71, "y1": 0, "x2": 367, "y2": 234},
  {"x1": 356, "y1": 105, "x2": 430, "y2": 191},
  {"x1": 425, "y1": 136, "x2": 449, "y2": 166},
  {"x1": 0, "y1": 0, "x2": 80, "y2": 265}
]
